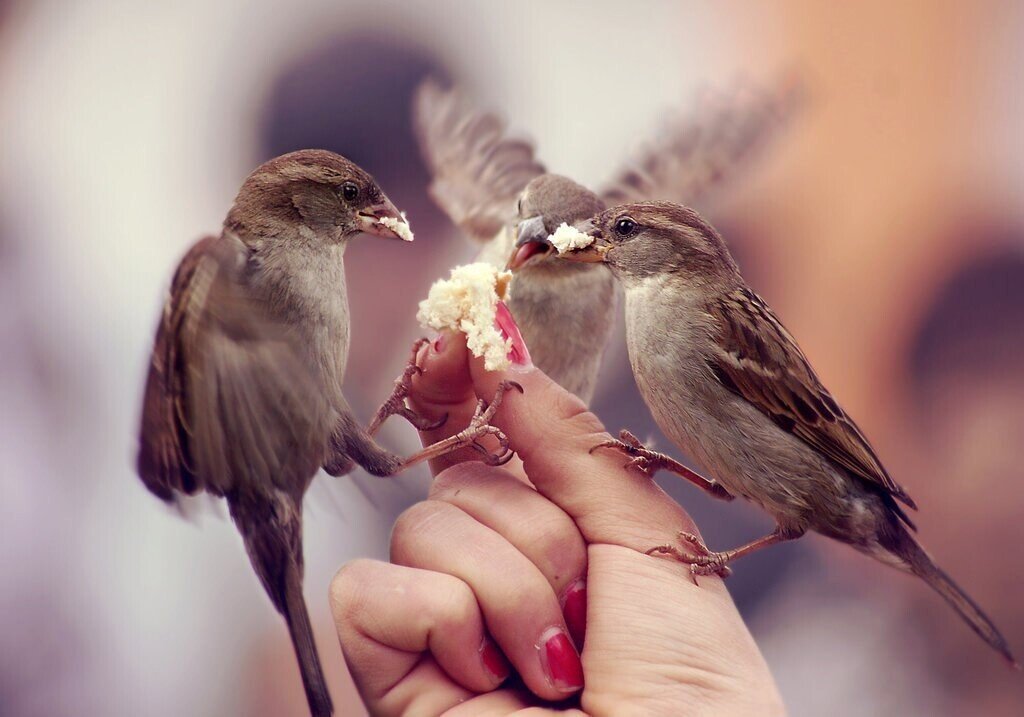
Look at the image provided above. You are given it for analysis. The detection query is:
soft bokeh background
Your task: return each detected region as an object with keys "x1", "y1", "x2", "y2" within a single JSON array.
[{"x1": 1, "y1": 1, "x2": 1022, "y2": 715}]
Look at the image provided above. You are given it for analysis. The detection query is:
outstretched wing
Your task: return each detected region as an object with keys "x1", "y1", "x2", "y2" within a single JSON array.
[
  {"x1": 136, "y1": 235, "x2": 331, "y2": 502},
  {"x1": 706, "y1": 287, "x2": 917, "y2": 517},
  {"x1": 413, "y1": 78, "x2": 546, "y2": 241},
  {"x1": 601, "y1": 77, "x2": 805, "y2": 207}
]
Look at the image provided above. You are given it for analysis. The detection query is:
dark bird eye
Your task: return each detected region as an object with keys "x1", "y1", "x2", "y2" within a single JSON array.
[
  {"x1": 614, "y1": 217, "x2": 637, "y2": 237},
  {"x1": 341, "y1": 182, "x2": 359, "y2": 202}
]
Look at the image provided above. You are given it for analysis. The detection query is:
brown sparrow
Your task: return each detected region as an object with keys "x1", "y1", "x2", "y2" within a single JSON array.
[
  {"x1": 559, "y1": 200, "x2": 1015, "y2": 664},
  {"x1": 137, "y1": 150, "x2": 514, "y2": 716},
  {"x1": 413, "y1": 78, "x2": 801, "y2": 403}
]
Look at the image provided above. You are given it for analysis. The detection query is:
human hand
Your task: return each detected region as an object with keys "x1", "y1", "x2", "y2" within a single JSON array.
[{"x1": 330, "y1": 326, "x2": 783, "y2": 716}]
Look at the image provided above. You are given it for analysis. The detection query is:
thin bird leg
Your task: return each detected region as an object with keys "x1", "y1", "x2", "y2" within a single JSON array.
[
  {"x1": 591, "y1": 429, "x2": 734, "y2": 501},
  {"x1": 398, "y1": 381, "x2": 524, "y2": 469},
  {"x1": 646, "y1": 527, "x2": 801, "y2": 582},
  {"x1": 368, "y1": 338, "x2": 447, "y2": 436}
]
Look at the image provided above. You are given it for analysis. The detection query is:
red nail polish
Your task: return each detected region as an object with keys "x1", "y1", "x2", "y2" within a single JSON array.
[
  {"x1": 537, "y1": 627, "x2": 583, "y2": 693},
  {"x1": 561, "y1": 579, "x2": 587, "y2": 648},
  {"x1": 494, "y1": 301, "x2": 532, "y2": 367},
  {"x1": 480, "y1": 637, "x2": 510, "y2": 682}
]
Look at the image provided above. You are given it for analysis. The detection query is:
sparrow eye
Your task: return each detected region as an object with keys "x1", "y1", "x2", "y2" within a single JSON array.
[
  {"x1": 614, "y1": 217, "x2": 637, "y2": 237},
  {"x1": 341, "y1": 182, "x2": 360, "y2": 202}
]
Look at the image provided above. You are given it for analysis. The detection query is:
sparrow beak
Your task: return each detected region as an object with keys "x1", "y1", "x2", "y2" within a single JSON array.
[
  {"x1": 357, "y1": 198, "x2": 414, "y2": 241},
  {"x1": 507, "y1": 215, "x2": 552, "y2": 271},
  {"x1": 559, "y1": 220, "x2": 609, "y2": 263}
]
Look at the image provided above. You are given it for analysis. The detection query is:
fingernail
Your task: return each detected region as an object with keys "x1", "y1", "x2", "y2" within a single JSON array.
[
  {"x1": 495, "y1": 301, "x2": 532, "y2": 368},
  {"x1": 479, "y1": 637, "x2": 510, "y2": 683},
  {"x1": 561, "y1": 578, "x2": 587, "y2": 648},
  {"x1": 536, "y1": 626, "x2": 583, "y2": 693}
]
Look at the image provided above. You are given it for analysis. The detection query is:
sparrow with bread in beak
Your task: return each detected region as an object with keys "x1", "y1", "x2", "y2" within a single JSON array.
[
  {"x1": 559, "y1": 200, "x2": 1015, "y2": 664},
  {"x1": 413, "y1": 79, "x2": 801, "y2": 403},
  {"x1": 137, "y1": 150, "x2": 512, "y2": 716}
]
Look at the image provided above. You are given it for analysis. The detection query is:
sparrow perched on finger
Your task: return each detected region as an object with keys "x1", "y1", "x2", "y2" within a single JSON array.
[
  {"x1": 413, "y1": 78, "x2": 801, "y2": 403},
  {"x1": 559, "y1": 201, "x2": 1015, "y2": 664},
  {"x1": 136, "y1": 150, "x2": 509, "y2": 716}
]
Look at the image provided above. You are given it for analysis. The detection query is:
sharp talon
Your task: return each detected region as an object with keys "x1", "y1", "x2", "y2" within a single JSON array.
[{"x1": 503, "y1": 380, "x2": 525, "y2": 394}]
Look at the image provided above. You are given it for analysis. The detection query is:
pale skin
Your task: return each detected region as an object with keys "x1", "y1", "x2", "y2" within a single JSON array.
[{"x1": 329, "y1": 331, "x2": 784, "y2": 716}]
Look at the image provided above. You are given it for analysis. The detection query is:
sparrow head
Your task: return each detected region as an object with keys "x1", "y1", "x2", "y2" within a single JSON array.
[
  {"x1": 226, "y1": 149, "x2": 411, "y2": 243},
  {"x1": 561, "y1": 201, "x2": 739, "y2": 285},
  {"x1": 506, "y1": 174, "x2": 604, "y2": 271}
]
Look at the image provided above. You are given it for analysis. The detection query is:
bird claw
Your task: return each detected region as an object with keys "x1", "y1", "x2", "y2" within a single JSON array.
[
  {"x1": 453, "y1": 381, "x2": 521, "y2": 465},
  {"x1": 591, "y1": 429, "x2": 734, "y2": 501},
  {"x1": 645, "y1": 530, "x2": 733, "y2": 584},
  {"x1": 590, "y1": 429, "x2": 669, "y2": 477},
  {"x1": 368, "y1": 338, "x2": 446, "y2": 435}
]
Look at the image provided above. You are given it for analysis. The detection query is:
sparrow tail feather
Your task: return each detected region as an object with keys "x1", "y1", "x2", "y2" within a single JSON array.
[{"x1": 885, "y1": 526, "x2": 1017, "y2": 666}]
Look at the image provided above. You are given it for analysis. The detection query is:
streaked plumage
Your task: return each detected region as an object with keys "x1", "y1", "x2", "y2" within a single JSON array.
[
  {"x1": 562, "y1": 200, "x2": 1014, "y2": 664},
  {"x1": 138, "y1": 150, "x2": 415, "y2": 717},
  {"x1": 414, "y1": 78, "x2": 801, "y2": 403}
]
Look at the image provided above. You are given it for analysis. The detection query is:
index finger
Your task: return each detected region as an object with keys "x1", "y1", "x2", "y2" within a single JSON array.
[{"x1": 466, "y1": 315, "x2": 705, "y2": 558}]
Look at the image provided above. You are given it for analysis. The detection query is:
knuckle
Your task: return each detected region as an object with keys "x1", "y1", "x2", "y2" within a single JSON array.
[
  {"x1": 528, "y1": 515, "x2": 587, "y2": 586},
  {"x1": 428, "y1": 579, "x2": 479, "y2": 634},
  {"x1": 389, "y1": 500, "x2": 460, "y2": 561},
  {"x1": 428, "y1": 461, "x2": 493, "y2": 498},
  {"x1": 547, "y1": 391, "x2": 607, "y2": 441},
  {"x1": 328, "y1": 558, "x2": 377, "y2": 617}
]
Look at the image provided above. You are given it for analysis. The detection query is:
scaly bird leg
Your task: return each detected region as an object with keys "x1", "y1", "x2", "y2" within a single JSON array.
[
  {"x1": 646, "y1": 527, "x2": 801, "y2": 583},
  {"x1": 399, "y1": 381, "x2": 523, "y2": 470},
  {"x1": 591, "y1": 429, "x2": 734, "y2": 501},
  {"x1": 368, "y1": 338, "x2": 448, "y2": 436}
]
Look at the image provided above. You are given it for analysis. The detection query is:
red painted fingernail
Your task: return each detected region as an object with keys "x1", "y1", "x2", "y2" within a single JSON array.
[
  {"x1": 537, "y1": 627, "x2": 583, "y2": 693},
  {"x1": 480, "y1": 637, "x2": 510, "y2": 682},
  {"x1": 561, "y1": 578, "x2": 587, "y2": 648},
  {"x1": 495, "y1": 301, "x2": 532, "y2": 368}
]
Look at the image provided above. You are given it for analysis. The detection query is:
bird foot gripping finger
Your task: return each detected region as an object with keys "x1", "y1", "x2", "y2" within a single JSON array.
[
  {"x1": 368, "y1": 338, "x2": 447, "y2": 435},
  {"x1": 397, "y1": 381, "x2": 523, "y2": 469},
  {"x1": 589, "y1": 430, "x2": 672, "y2": 476},
  {"x1": 590, "y1": 429, "x2": 735, "y2": 501},
  {"x1": 645, "y1": 531, "x2": 732, "y2": 583},
  {"x1": 455, "y1": 381, "x2": 523, "y2": 465}
]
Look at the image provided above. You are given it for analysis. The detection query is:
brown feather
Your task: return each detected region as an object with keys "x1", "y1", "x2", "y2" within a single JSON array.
[
  {"x1": 707, "y1": 287, "x2": 917, "y2": 513},
  {"x1": 136, "y1": 234, "x2": 332, "y2": 502},
  {"x1": 412, "y1": 78, "x2": 546, "y2": 241},
  {"x1": 600, "y1": 78, "x2": 805, "y2": 207}
]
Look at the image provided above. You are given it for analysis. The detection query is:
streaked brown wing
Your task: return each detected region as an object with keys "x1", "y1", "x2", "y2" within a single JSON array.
[
  {"x1": 413, "y1": 78, "x2": 546, "y2": 241},
  {"x1": 136, "y1": 235, "x2": 331, "y2": 502},
  {"x1": 600, "y1": 77, "x2": 804, "y2": 207},
  {"x1": 707, "y1": 287, "x2": 917, "y2": 512}
]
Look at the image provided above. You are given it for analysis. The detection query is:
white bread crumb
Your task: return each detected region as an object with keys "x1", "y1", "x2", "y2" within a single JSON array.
[
  {"x1": 417, "y1": 263, "x2": 513, "y2": 371},
  {"x1": 548, "y1": 222, "x2": 594, "y2": 253},
  {"x1": 380, "y1": 213, "x2": 414, "y2": 242}
]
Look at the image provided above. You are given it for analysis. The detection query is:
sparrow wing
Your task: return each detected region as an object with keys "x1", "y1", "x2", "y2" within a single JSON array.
[
  {"x1": 136, "y1": 235, "x2": 331, "y2": 501},
  {"x1": 600, "y1": 78, "x2": 804, "y2": 207},
  {"x1": 413, "y1": 78, "x2": 546, "y2": 241},
  {"x1": 706, "y1": 287, "x2": 918, "y2": 515}
]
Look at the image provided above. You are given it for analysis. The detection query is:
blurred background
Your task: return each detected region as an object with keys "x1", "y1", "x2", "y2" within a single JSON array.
[{"x1": 1, "y1": 0, "x2": 1022, "y2": 714}]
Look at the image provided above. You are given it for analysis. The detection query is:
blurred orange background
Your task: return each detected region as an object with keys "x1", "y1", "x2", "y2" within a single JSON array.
[{"x1": 1, "y1": 1, "x2": 1021, "y2": 715}]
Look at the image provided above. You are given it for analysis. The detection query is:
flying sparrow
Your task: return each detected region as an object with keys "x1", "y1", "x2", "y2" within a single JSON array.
[
  {"x1": 413, "y1": 78, "x2": 801, "y2": 403},
  {"x1": 559, "y1": 200, "x2": 1015, "y2": 663},
  {"x1": 137, "y1": 150, "x2": 513, "y2": 716}
]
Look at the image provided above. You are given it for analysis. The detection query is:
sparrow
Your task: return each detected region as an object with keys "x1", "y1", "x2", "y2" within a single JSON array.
[
  {"x1": 413, "y1": 78, "x2": 801, "y2": 403},
  {"x1": 136, "y1": 150, "x2": 514, "y2": 716},
  {"x1": 559, "y1": 200, "x2": 1015, "y2": 663}
]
